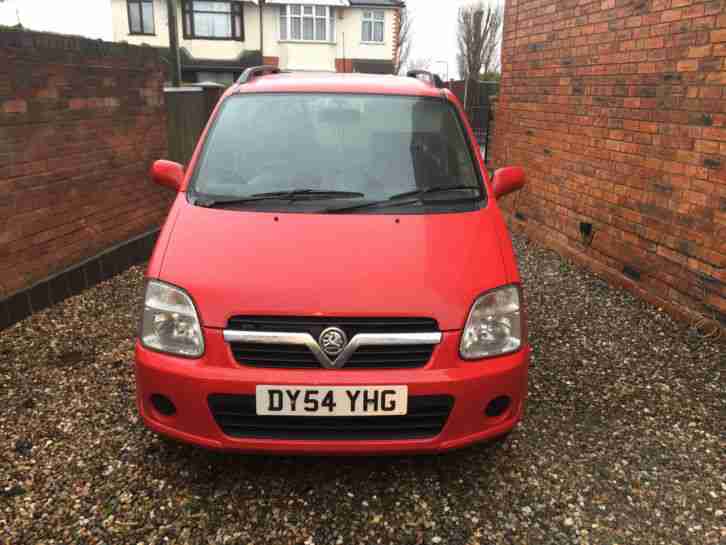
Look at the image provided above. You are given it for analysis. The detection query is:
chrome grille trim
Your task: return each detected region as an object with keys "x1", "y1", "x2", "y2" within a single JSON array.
[{"x1": 223, "y1": 330, "x2": 442, "y2": 370}]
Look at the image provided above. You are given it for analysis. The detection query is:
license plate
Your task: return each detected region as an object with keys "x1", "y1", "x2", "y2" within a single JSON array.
[{"x1": 256, "y1": 386, "x2": 408, "y2": 417}]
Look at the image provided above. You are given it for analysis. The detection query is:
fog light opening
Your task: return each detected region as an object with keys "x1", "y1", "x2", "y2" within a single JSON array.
[
  {"x1": 150, "y1": 394, "x2": 176, "y2": 416},
  {"x1": 485, "y1": 396, "x2": 511, "y2": 418}
]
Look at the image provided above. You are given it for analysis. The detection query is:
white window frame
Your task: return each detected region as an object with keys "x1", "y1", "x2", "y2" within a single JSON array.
[
  {"x1": 279, "y1": 4, "x2": 335, "y2": 43},
  {"x1": 361, "y1": 9, "x2": 385, "y2": 44}
]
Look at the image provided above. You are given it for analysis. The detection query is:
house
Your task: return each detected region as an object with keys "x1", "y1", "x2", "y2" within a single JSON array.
[{"x1": 111, "y1": 0, "x2": 405, "y2": 84}]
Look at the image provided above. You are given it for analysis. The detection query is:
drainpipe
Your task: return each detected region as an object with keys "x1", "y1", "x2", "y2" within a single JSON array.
[
  {"x1": 259, "y1": 0, "x2": 265, "y2": 62},
  {"x1": 167, "y1": 0, "x2": 182, "y2": 86}
]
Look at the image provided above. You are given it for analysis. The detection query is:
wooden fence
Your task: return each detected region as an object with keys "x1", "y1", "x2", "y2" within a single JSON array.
[{"x1": 164, "y1": 82, "x2": 225, "y2": 165}]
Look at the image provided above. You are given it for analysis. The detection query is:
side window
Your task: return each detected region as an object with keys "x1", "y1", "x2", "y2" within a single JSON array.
[
  {"x1": 128, "y1": 0, "x2": 154, "y2": 35},
  {"x1": 361, "y1": 10, "x2": 385, "y2": 43}
]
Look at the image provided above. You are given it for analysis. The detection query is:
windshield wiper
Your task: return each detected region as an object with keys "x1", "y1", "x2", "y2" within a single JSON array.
[
  {"x1": 389, "y1": 185, "x2": 483, "y2": 200},
  {"x1": 192, "y1": 189, "x2": 365, "y2": 208},
  {"x1": 325, "y1": 185, "x2": 482, "y2": 214}
]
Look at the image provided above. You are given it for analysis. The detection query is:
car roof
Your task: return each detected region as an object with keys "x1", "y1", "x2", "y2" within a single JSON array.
[{"x1": 231, "y1": 72, "x2": 446, "y2": 98}]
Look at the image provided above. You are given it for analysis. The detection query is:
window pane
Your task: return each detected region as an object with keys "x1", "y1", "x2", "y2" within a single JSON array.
[
  {"x1": 303, "y1": 6, "x2": 313, "y2": 15},
  {"x1": 362, "y1": 20, "x2": 372, "y2": 42},
  {"x1": 290, "y1": 5, "x2": 301, "y2": 15},
  {"x1": 363, "y1": 10, "x2": 372, "y2": 19},
  {"x1": 329, "y1": 9, "x2": 335, "y2": 40},
  {"x1": 315, "y1": 18, "x2": 325, "y2": 40},
  {"x1": 193, "y1": 95, "x2": 481, "y2": 204},
  {"x1": 291, "y1": 17, "x2": 301, "y2": 39},
  {"x1": 374, "y1": 10, "x2": 384, "y2": 20},
  {"x1": 303, "y1": 17, "x2": 314, "y2": 40},
  {"x1": 234, "y1": 14, "x2": 241, "y2": 38},
  {"x1": 280, "y1": 10, "x2": 288, "y2": 40},
  {"x1": 194, "y1": 12, "x2": 232, "y2": 37},
  {"x1": 315, "y1": 6, "x2": 326, "y2": 16},
  {"x1": 129, "y1": 3, "x2": 142, "y2": 33},
  {"x1": 374, "y1": 21, "x2": 384, "y2": 42},
  {"x1": 142, "y1": 2, "x2": 154, "y2": 33}
]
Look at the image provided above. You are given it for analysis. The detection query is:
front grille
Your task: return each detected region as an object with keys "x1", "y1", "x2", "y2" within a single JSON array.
[
  {"x1": 208, "y1": 394, "x2": 454, "y2": 440},
  {"x1": 231, "y1": 343, "x2": 435, "y2": 369},
  {"x1": 231, "y1": 343, "x2": 319, "y2": 368},
  {"x1": 227, "y1": 316, "x2": 439, "y2": 335},
  {"x1": 227, "y1": 316, "x2": 440, "y2": 370}
]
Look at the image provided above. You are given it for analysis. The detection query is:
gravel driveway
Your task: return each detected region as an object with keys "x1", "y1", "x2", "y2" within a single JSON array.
[{"x1": 1, "y1": 234, "x2": 724, "y2": 545}]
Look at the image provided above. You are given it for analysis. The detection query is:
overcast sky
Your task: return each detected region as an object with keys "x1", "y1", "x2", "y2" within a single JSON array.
[
  {"x1": 405, "y1": 0, "x2": 495, "y2": 80},
  {"x1": 0, "y1": 0, "x2": 494, "y2": 79},
  {"x1": 0, "y1": 0, "x2": 113, "y2": 40}
]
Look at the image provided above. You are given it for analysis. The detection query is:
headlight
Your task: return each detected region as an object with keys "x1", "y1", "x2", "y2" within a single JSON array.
[
  {"x1": 460, "y1": 285, "x2": 523, "y2": 360},
  {"x1": 140, "y1": 280, "x2": 204, "y2": 357}
]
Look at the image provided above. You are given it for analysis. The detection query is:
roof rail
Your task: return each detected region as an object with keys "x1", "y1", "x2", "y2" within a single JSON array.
[
  {"x1": 237, "y1": 65, "x2": 283, "y2": 84},
  {"x1": 407, "y1": 70, "x2": 445, "y2": 89}
]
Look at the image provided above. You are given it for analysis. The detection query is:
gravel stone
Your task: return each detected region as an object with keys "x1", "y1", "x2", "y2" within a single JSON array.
[{"x1": 1, "y1": 233, "x2": 724, "y2": 544}]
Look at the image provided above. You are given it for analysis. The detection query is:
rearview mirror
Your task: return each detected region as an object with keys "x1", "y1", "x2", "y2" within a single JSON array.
[
  {"x1": 492, "y1": 166, "x2": 525, "y2": 199},
  {"x1": 151, "y1": 160, "x2": 184, "y2": 191}
]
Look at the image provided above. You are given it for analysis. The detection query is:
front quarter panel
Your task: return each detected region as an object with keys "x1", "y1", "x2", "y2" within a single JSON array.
[
  {"x1": 441, "y1": 89, "x2": 520, "y2": 285},
  {"x1": 146, "y1": 192, "x2": 185, "y2": 279},
  {"x1": 488, "y1": 199, "x2": 522, "y2": 285},
  {"x1": 147, "y1": 85, "x2": 234, "y2": 278}
]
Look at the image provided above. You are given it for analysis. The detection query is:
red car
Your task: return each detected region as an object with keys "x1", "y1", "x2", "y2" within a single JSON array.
[{"x1": 136, "y1": 67, "x2": 528, "y2": 455}]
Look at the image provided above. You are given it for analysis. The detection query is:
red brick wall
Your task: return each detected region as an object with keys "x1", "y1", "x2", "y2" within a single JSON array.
[
  {"x1": 491, "y1": 0, "x2": 726, "y2": 326},
  {"x1": 0, "y1": 30, "x2": 171, "y2": 300}
]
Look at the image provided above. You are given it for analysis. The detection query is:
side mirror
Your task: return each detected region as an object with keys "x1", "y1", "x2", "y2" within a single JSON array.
[
  {"x1": 492, "y1": 166, "x2": 526, "y2": 199},
  {"x1": 151, "y1": 160, "x2": 184, "y2": 191}
]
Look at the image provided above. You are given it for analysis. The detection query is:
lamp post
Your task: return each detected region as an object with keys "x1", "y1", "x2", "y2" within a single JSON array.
[{"x1": 259, "y1": 0, "x2": 265, "y2": 61}]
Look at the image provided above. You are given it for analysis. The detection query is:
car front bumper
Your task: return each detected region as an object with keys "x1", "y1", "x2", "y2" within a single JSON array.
[{"x1": 135, "y1": 329, "x2": 529, "y2": 455}]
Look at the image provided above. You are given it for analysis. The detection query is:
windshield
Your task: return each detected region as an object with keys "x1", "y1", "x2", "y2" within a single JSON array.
[{"x1": 190, "y1": 93, "x2": 483, "y2": 211}]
